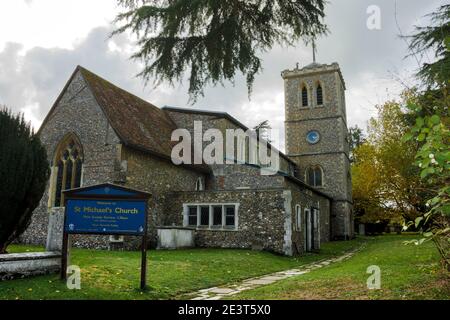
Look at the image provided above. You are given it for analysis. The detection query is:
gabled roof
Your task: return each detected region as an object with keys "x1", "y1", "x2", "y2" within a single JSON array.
[
  {"x1": 39, "y1": 66, "x2": 210, "y2": 173},
  {"x1": 79, "y1": 66, "x2": 178, "y2": 160}
]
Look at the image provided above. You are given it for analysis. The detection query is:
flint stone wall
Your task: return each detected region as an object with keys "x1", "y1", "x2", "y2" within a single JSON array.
[
  {"x1": 285, "y1": 180, "x2": 331, "y2": 254},
  {"x1": 21, "y1": 70, "x2": 121, "y2": 249},
  {"x1": 163, "y1": 189, "x2": 293, "y2": 255}
]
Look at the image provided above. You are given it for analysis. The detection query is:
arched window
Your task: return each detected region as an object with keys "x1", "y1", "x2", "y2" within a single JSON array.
[
  {"x1": 51, "y1": 135, "x2": 83, "y2": 207},
  {"x1": 195, "y1": 177, "x2": 205, "y2": 191},
  {"x1": 316, "y1": 83, "x2": 323, "y2": 106},
  {"x1": 306, "y1": 166, "x2": 323, "y2": 187},
  {"x1": 301, "y1": 85, "x2": 308, "y2": 107}
]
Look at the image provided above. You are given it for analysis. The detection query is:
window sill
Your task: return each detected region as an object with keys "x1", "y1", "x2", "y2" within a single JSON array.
[
  {"x1": 186, "y1": 226, "x2": 238, "y2": 232},
  {"x1": 305, "y1": 184, "x2": 324, "y2": 189}
]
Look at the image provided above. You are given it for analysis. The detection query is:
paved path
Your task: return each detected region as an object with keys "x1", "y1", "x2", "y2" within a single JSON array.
[{"x1": 188, "y1": 249, "x2": 360, "y2": 300}]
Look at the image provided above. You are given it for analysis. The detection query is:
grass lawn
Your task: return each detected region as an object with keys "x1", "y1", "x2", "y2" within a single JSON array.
[
  {"x1": 228, "y1": 234, "x2": 450, "y2": 300},
  {"x1": 0, "y1": 238, "x2": 363, "y2": 300}
]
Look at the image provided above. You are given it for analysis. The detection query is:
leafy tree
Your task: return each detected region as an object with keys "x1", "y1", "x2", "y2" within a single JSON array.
[
  {"x1": 402, "y1": 4, "x2": 449, "y2": 268},
  {"x1": 351, "y1": 100, "x2": 427, "y2": 226},
  {"x1": 351, "y1": 143, "x2": 386, "y2": 224},
  {"x1": 0, "y1": 107, "x2": 50, "y2": 254},
  {"x1": 113, "y1": 0, "x2": 327, "y2": 101}
]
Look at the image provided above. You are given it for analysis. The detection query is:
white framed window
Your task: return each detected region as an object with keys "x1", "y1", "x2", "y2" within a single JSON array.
[
  {"x1": 187, "y1": 206, "x2": 198, "y2": 226},
  {"x1": 225, "y1": 205, "x2": 236, "y2": 227},
  {"x1": 183, "y1": 203, "x2": 239, "y2": 230},
  {"x1": 295, "y1": 205, "x2": 302, "y2": 231},
  {"x1": 199, "y1": 206, "x2": 210, "y2": 226},
  {"x1": 212, "y1": 205, "x2": 223, "y2": 227}
]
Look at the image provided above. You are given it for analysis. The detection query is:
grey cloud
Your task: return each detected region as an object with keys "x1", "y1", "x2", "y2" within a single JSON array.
[
  {"x1": 0, "y1": 0, "x2": 445, "y2": 149},
  {"x1": 0, "y1": 26, "x2": 144, "y2": 125}
]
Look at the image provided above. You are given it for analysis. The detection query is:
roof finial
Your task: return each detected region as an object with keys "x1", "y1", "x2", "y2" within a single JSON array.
[{"x1": 296, "y1": 62, "x2": 299, "y2": 70}]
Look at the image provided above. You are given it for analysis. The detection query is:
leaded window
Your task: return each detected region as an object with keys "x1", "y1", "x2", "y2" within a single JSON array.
[
  {"x1": 184, "y1": 204, "x2": 238, "y2": 230},
  {"x1": 53, "y1": 136, "x2": 83, "y2": 207},
  {"x1": 213, "y1": 206, "x2": 223, "y2": 226},
  {"x1": 200, "y1": 206, "x2": 210, "y2": 226},
  {"x1": 225, "y1": 206, "x2": 236, "y2": 227},
  {"x1": 188, "y1": 206, "x2": 198, "y2": 226}
]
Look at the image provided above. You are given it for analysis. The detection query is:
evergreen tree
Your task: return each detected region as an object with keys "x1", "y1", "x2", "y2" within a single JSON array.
[
  {"x1": 0, "y1": 107, "x2": 50, "y2": 254},
  {"x1": 113, "y1": 0, "x2": 327, "y2": 101},
  {"x1": 407, "y1": 4, "x2": 449, "y2": 87}
]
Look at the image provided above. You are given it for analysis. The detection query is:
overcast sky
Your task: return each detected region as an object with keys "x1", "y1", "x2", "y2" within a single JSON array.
[{"x1": 0, "y1": 0, "x2": 444, "y2": 151}]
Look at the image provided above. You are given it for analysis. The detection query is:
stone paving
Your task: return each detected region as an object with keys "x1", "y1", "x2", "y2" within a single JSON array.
[{"x1": 189, "y1": 250, "x2": 359, "y2": 300}]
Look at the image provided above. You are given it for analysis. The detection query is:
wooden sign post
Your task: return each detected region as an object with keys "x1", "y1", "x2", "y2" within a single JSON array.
[{"x1": 60, "y1": 183, "x2": 151, "y2": 290}]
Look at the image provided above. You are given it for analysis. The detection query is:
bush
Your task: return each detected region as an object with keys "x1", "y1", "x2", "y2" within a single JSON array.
[{"x1": 0, "y1": 107, "x2": 50, "y2": 253}]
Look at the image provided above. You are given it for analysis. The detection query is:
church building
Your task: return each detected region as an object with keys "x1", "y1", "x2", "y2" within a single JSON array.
[{"x1": 21, "y1": 62, "x2": 354, "y2": 256}]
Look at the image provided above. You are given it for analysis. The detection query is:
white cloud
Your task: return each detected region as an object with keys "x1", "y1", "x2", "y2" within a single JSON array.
[
  {"x1": 0, "y1": 26, "x2": 144, "y2": 132},
  {"x1": 0, "y1": 0, "x2": 118, "y2": 51}
]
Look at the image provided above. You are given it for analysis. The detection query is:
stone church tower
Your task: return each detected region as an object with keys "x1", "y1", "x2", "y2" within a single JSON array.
[{"x1": 282, "y1": 62, "x2": 354, "y2": 239}]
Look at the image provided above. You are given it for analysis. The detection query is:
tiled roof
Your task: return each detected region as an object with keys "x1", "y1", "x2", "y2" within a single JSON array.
[
  {"x1": 79, "y1": 66, "x2": 177, "y2": 159},
  {"x1": 74, "y1": 66, "x2": 209, "y2": 173}
]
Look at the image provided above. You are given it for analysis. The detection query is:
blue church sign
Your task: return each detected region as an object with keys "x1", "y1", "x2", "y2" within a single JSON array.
[
  {"x1": 61, "y1": 183, "x2": 151, "y2": 289},
  {"x1": 65, "y1": 199, "x2": 146, "y2": 235}
]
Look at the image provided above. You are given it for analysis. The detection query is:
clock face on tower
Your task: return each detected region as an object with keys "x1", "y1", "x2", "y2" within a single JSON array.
[{"x1": 306, "y1": 130, "x2": 320, "y2": 144}]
